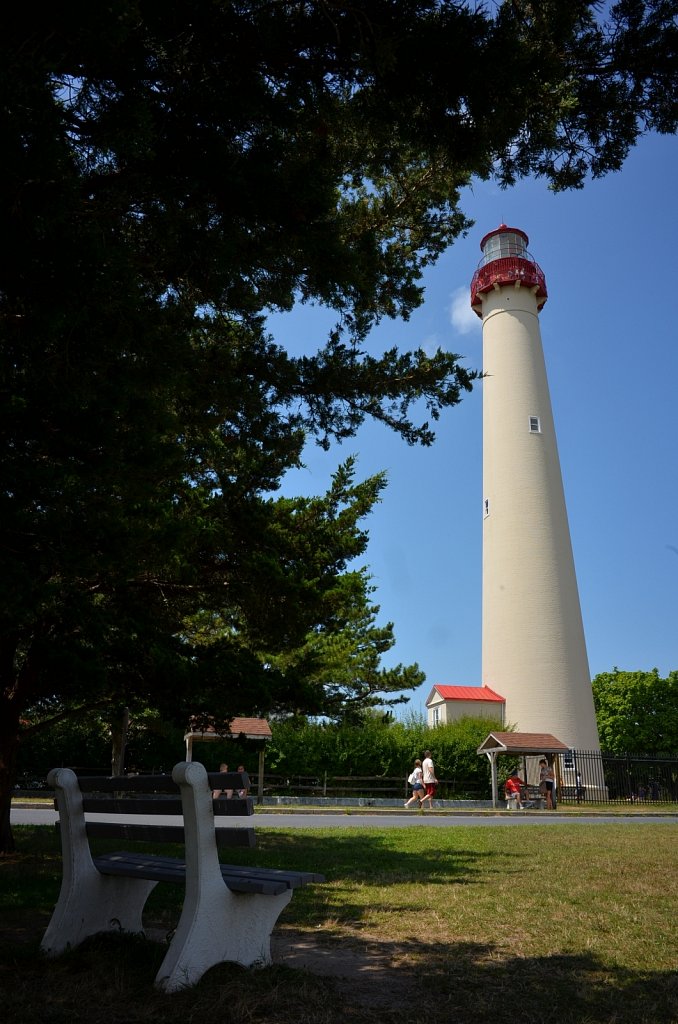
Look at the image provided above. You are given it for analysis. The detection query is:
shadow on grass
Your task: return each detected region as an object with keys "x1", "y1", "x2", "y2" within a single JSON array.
[
  {"x1": 255, "y1": 827, "x2": 499, "y2": 880},
  {"x1": 0, "y1": 928, "x2": 676, "y2": 1024},
  {"x1": 2, "y1": 825, "x2": 500, "y2": 934},
  {"x1": 422, "y1": 941, "x2": 678, "y2": 1024}
]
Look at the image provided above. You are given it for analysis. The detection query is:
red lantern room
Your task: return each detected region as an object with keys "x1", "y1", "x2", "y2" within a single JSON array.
[{"x1": 470, "y1": 224, "x2": 547, "y2": 317}]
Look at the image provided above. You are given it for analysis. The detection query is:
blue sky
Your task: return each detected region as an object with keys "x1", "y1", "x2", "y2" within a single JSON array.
[{"x1": 268, "y1": 132, "x2": 678, "y2": 717}]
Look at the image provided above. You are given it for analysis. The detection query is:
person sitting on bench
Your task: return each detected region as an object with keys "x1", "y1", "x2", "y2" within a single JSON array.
[
  {"x1": 212, "y1": 762, "x2": 233, "y2": 799},
  {"x1": 504, "y1": 769, "x2": 528, "y2": 808}
]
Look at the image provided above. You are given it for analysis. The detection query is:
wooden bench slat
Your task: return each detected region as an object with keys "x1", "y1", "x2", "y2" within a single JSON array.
[
  {"x1": 199, "y1": 863, "x2": 326, "y2": 886},
  {"x1": 76, "y1": 771, "x2": 249, "y2": 794},
  {"x1": 93, "y1": 851, "x2": 323, "y2": 888},
  {"x1": 93, "y1": 852, "x2": 290, "y2": 894},
  {"x1": 92, "y1": 852, "x2": 322, "y2": 890},
  {"x1": 82, "y1": 797, "x2": 184, "y2": 814},
  {"x1": 79, "y1": 796, "x2": 253, "y2": 816},
  {"x1": 76, "y1": 775, "x2": 178, "y2": 793},
  {"x1": 81, "y1": 821, "x2": 256, "y2": 848},
  {"x1": 207, "y1": 771, "x2": 251, "y2": 791}
]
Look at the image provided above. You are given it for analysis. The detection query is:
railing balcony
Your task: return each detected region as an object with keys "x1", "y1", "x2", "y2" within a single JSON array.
[{"x1": 471, "y1": 256, "x2": 547, "y2": 311}]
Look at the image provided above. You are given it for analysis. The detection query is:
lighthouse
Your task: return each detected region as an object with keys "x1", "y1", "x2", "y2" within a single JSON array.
[{"x1": 471, "y1": 225, "x2": 600, "y2": 751}]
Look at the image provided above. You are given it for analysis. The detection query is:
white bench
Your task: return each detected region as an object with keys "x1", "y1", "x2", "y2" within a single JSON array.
[
  {"x1": 41, "y1": 761, "x2": 324, "y2": 992},
  {"x1": 505, "y1": 786, "x2": 545, "y2": 810}
]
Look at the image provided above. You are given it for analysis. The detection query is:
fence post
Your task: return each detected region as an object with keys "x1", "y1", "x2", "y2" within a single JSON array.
[{"x1": 323, "y1": 771, "x2": 327, "y2": 797}]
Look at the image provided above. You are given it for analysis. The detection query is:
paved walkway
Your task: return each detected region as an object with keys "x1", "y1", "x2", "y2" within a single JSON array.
[{"x1": 11, "y1": 805, "x2": 677, "y2": 829}]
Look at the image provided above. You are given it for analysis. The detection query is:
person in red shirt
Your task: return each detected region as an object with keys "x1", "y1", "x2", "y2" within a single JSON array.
[{"x1": 504, "y1": 769, "x2": 528, "y2": 808}]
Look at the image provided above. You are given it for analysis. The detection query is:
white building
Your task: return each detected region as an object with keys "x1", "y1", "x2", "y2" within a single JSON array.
[{"x1": 425, "y1": 684, "x2": 505, "y2": 728}]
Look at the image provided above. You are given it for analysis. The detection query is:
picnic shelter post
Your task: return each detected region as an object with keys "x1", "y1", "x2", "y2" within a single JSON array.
[{"x1": 183, "y1": 718, "x2": 272, "y2": 804}]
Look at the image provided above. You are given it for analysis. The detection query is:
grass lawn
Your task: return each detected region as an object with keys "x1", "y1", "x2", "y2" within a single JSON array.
[{"x1": 1, "y1": 823, "x2": 676, "y2": 1023}]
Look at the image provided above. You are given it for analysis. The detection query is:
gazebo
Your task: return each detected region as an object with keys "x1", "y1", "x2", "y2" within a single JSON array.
[
  {"x1": 477, "y1": 731, "x2": 570, "y2": 808},
  {"x1": 183, "y1": 718, "x2": 272, "y2": 804}
]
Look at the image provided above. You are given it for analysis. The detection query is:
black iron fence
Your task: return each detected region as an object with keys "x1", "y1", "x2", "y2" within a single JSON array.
[
  {"x1": 246, "y1": 756, "x2": 678, "y2": 805},
  {"x1": 555, "y1": 750, "x2": 678, "y2": 806}
]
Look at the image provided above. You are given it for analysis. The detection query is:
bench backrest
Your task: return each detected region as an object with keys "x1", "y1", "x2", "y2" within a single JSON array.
[{"x1": 50, "y1": 763, "x2": 255, "y2": 849}]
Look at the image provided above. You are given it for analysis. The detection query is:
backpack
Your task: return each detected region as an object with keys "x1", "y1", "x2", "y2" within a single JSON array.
[{"x1": 408, "y1": 771, "x2": 418, "y2": 785}]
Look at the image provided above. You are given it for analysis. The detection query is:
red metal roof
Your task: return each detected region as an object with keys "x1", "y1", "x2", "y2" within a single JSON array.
[
  {"x1": 426, "y1": 685, "x2": 505, "y2": 705},
  {"x1": 479, "y1": 224, "x2": 529, "y2": 250}
]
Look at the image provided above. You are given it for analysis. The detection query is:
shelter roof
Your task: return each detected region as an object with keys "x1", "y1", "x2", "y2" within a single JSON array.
[
  {"x1": 184, "y1": 717, "x2": 272, "y2": 742},
  {"x1": 426, "y1": 684, "x2": 505, "y2": 705},
  {"x1": 477, "y1": 731, "x2": 570, "y2": 755}
]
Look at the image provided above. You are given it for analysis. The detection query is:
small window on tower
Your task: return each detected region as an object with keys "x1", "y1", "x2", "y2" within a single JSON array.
[
  {"x1": 529, "y1": 416, "x2": 541, "y2": 433},
  {"x1": 484, "y1": 498, "x2": 490, "y2": 518}
]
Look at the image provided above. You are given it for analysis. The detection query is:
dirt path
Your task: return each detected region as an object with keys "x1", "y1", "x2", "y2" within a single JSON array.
[
  {"x1": 272, "y1": 930, "x2": 418, "y2": 1009},
  {"x1": 5, "y1": 911, "x2": 416, "y2": 1011}
]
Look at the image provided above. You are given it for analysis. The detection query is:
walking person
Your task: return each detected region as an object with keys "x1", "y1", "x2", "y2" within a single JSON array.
[
  {"x1": 420, "y1": 750, "x2": 437, "y2": 810},
  {"x1": 404, "y1": 758, "x2": 425, "y2": 808}
]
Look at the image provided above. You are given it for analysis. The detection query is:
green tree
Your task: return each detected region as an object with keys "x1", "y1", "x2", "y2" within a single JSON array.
[
  {"x1": 3, "y1": 459, "x2": 389, "y2": 847},
  {"x1": 592, "y1": 669, "x2": 678, "y2": 754},
  {"x1": 2, "y1": 2, "x2": 677, "y2": 851},
  {"x1": 266, "y1": 563, "x2": 424, "y2": 725}
]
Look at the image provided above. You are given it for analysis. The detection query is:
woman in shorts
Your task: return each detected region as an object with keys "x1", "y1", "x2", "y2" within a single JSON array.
[{"x1": 404, "y1": 758, "x2": 425, "y2": 807}]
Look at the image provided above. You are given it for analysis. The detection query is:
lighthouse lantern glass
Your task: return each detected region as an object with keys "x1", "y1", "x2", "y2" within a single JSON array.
[{"x1": 482, "y1": 231, "x2": 527, "y2": 263}]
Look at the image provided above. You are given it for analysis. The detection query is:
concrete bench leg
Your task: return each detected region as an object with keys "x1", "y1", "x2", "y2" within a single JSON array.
[
  {"x1": 41, "y1": 866, "x2": 158, "y2": 955},
  {"x1": 155, "y1": 881, "x2": 292, "y2": 992},
  {"x1": 41, "y1": 767, "x2": 157, "y2": 955},
  {"x1": 154, "y1": 761, "x2": 295, "y2": 992}
]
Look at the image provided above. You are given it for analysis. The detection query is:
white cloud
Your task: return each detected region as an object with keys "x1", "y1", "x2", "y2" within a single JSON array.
[
  {"x1": 420, "y1": 333, "x2": 440, "y2": 356},
  {"x1": 449, "y1": 286, "x2": 481, "y2": 336}
]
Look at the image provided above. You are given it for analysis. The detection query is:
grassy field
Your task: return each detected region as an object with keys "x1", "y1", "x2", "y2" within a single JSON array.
[{"x1": 1, "y1": 823, "x2": 677, "y2": 1023}]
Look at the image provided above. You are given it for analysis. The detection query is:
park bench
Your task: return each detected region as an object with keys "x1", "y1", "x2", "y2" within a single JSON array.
[
  {"x1": 505, "y1": 785, "x2": 546, "y2": 810},
  {"x1": 525, "y1": 785, "x2": 547, "y2": 809},
  {"x1": 41, "y1": 761, "x2": 325, "y2": 992}
]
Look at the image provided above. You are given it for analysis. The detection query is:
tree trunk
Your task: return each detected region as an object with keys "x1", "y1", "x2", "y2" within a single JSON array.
[
  {"x1": 0, "y1": 705, "x2": 21, "y2": 854},
  {"x1": 111, "y1": 707, "x2": 130, "y2": 776}
]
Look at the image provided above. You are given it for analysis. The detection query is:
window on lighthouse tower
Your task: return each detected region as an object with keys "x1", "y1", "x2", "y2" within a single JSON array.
[{"x1": 529, "y1": 416, "x2": 541, "y2": 433}]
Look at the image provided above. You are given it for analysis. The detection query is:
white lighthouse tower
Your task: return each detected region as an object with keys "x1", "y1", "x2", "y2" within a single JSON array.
[{"x1": 471, "y1": 225, "x2": 600, "y2": 751}]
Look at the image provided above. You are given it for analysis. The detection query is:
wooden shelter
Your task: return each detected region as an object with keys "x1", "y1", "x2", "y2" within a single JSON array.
[
  {"x1": 477, "y1": 731, "x2": 570, "y2": 808},
  {"x1": 183, "y1": 718, "x2": 272, "y2": 804}
]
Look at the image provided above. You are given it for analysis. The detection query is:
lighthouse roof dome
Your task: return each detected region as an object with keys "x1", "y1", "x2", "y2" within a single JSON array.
[{"x1": 479, "y1": 224, "x2": 529, "y2": 251}]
